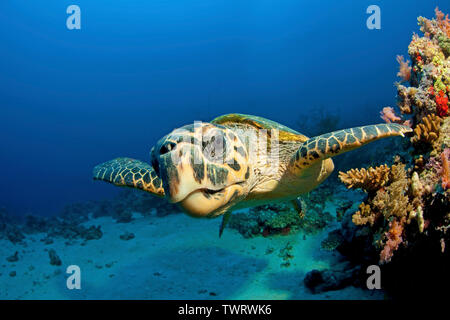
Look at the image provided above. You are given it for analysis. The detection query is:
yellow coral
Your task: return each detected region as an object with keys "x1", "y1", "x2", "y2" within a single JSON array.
[
  {"x1": 410, "y1": 171, "x2": 424, "y2": 197},
  {"x1": 411, "y1": 114, "x2": 443, "y2": 145},
  {"x1": 372, "y1": 164, "x2": 413, "y2": 221},
  {"x1": 345, "y1": 164, "x2": 414, "y2": 227},
  {"x1": 396, "y1": 85, "x2": 413, "y2": 114},
  {"x1": 338, "y1": 165, "x2": 391, "y2": 193},
  {"x1": 352, "y1": 203, "x2": 378, "y2": 226},
  {"x1": 408, "y1": 206, "x2": 425, "y2": 233}
]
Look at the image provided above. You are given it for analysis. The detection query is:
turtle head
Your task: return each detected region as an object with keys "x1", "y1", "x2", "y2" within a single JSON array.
[{"x1": 151, "y1": 122, "x2": 251, "y2": 218}]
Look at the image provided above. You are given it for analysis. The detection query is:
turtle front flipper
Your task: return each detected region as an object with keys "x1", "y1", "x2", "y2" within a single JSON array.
[
  {"x1": 93, "y1": 157, "x2": 165, "y2": 197},
  {"x1": 288, "y1": 123, "x2": 412, "y2": 174}
]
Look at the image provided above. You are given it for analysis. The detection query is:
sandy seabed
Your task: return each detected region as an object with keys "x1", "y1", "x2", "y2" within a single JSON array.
[{"x1": 0, "y1": 209, "x2": 384, "y2": 300}]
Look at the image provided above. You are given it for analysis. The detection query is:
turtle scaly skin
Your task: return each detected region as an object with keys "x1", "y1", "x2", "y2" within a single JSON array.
[
  {"x1": 289, "y1": 123, "x2": 410, "y2": 173},
  {"x1": 93, "y1": 157, "x2": 164, "y2": 196}
]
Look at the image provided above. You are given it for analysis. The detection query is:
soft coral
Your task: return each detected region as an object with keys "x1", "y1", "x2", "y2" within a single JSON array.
[
  {"x1": 380, "y1": 218, "x2": 405, "y2": 264},
  {"x1": 435, "y1": 7, "x2": 450, "y2": 37}
]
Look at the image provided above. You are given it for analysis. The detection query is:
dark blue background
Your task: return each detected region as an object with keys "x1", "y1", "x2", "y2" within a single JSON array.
[{"x1": 0, "y1": 1, "x2": 447, "y2": 216}]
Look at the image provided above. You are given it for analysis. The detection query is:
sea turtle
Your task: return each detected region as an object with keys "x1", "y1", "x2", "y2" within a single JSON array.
[{"x1": 93, "y1": 113, "x2": 411, "y2": 235}]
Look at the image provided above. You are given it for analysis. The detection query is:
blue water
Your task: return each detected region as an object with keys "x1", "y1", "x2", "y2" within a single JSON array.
[{"x1": 0, "y1": 0, "x2": 447, "y2": 216}]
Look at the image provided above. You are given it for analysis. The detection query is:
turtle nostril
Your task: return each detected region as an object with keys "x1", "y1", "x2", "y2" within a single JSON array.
[{"x1": 160, "y1": 141, "x2": 176, "y2": 155}]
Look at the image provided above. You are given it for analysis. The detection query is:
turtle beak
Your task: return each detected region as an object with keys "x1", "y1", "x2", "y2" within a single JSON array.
[{"x1": 158, "y1": 144, "x2": 206, "y2": 203}]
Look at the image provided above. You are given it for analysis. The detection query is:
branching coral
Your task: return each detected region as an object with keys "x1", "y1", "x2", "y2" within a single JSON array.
[
  {"x1": 411, "y1": 114, "x2": 443, "y2": 145},
  {"x1": 339, "y1": 165, "x2": 391, "y2": 193},
  {"x1": 372, "y1": 164, "x2": 413, "y2": 221},
  {"x1": 352, "y1": 202, "x2": 378, "y2": 226},
  {"x1": 345, "y1": 163, "x2": 414, "y2": 229}
]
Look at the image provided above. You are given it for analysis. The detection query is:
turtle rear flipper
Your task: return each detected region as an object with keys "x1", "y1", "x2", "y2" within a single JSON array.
[
  {"x1": 288, "y1": 123, "x2": 412, "y2": 173},
  {"x1": 93, "y1": 157, "x2": 165, "y2": 197}
]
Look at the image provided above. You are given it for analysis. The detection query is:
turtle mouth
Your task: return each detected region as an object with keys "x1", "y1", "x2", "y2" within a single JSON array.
[
  {"x1": 179, "y1": 186, "x2": 229, "y2": 203},
  {"x1": 202, "y1": 187, "x2": 227, "y2": 195},
  {"x1": 177, "y1": 183, "x2": 245, "y2": 218}
]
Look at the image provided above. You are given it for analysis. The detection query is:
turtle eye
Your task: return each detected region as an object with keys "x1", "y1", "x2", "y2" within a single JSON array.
[{"x1": 160, "y1": 141, "x2": 176, "y2": 155}]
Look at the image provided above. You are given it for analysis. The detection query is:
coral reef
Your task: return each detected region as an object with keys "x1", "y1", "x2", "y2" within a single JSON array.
[
  {"x1": 0, "y1": 186, "x2": 182, "y2": 246},
  {"x1": 228, "y1": 186, "x2": 334, "y2": 238},
  {"x1": 4, "y1": 225, "x2": 25, "y2": 244},
  {"x1": 330, "y1": 9, "x2": 450, "y2": 298},
  {"x1": 321, "y1": 229, "x2": 344, "y2": 251},
  {"x1": 228, "y1": 202, "x2": 302, "y2": 238}
]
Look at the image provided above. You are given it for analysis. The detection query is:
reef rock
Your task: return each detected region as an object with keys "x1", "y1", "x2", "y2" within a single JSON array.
[
  {"x1": 48, "y1": 249, "x2": 62, "y2": 266},
  {"x1": 304, "y1": 262, "x2": 360, "y2": 294},
  {"x1": 119, "y1": 231, "x2": 135, "y2": 241}
]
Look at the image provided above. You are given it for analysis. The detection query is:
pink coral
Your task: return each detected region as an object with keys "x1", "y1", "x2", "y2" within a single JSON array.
[
  {"x1": 380, "y1": 107, "x2": 402, "y2": 123},
  {"x1": 380, "y1": 218, "x2": 404, "y2": 264},
  {"x1": 435, "y1": 7, "x2": 450, "y2": 37},
  {"x1": 441, "y1": 148, "x2": 450, "y2": 190},
  {"x1": 396, "y1": 55, "x2": 411, "y2": 82}
]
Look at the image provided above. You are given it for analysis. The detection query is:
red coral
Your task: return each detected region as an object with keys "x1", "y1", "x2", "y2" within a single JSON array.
[
  {"x1": 380, "y1": 218, "x2": 405, "y2": 264},
  {"x1": 415, "y1": 53, "x2": 422, "y2": 63},
  {"x1": 436, "y1": 90, "x2": 449, "y2": 117}
]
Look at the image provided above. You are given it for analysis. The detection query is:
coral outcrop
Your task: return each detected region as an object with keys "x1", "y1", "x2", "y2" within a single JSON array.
[
  {"x1": 0, "y1": 186, "x2": 182, "y2": 246},
  {"x1": 331, "y1": 8, "x2": 450, "y2": 298},
  {"x1": 304, "y1": 261, "x2": 361, "y2": 294},
  {"x1": 228, "y1": 185, "x2": 334, "y2": 238}
]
